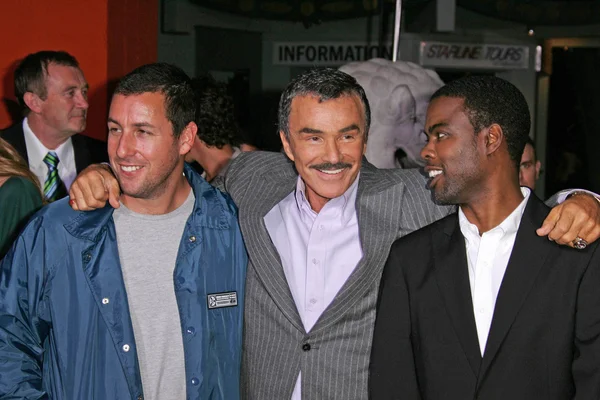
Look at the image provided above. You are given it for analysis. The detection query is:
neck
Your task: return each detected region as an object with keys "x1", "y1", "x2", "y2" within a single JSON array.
[
  {"x1": 121, "y1": 166, "x2": 191, "y2": 215},
  {"x1": 459, "y1": 177, "x2": 524, "y2": 235},
  {"x1": 307, "y1": 193, "x2": 328, "y2": 213},
  {"x1": 27, "y1": 115, "x2": 71, "y2": 150},
  {"x1": 200, "y1": 145, "x2": 234, "y2": 182}
]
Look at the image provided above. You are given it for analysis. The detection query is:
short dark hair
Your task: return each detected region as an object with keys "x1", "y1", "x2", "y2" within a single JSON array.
[
  {"x1": 525, "y1": 137, "x2": 537, "y2": 159},
  {"x1": 14, "y1": 50, "x2": 80, "y2": 110},
  {"x1": 114, "y1": 63, "x2": 195, "y2": 138},
  {"x1": 278, "y1": 68, "x2": 371, "y2": 140},
  {"x1": 191, "y1": 75, "x2": 242, "y2": 148},
  {"x1": 430, "y1": 75, "x2": 530, "y2": 169}
]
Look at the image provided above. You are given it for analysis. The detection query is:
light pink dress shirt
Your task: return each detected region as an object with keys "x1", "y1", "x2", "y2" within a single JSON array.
[{"x1": 264, "y1": 174, "x2": 363, "y2": 400}]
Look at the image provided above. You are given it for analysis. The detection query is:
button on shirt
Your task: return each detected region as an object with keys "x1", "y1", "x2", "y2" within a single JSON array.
[
  {"x1": 22, "y1": 118, "x2": 77, "y2": 191},
  {"x1": 264, "y1": 174, "x2": 363, "y2": 400},
  {"x1": 458, "y1": 187, "x2": 531, "y2": 355}
]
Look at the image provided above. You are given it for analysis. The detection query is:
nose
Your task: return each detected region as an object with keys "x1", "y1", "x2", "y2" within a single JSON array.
[
  {"x1": 75, "y1": 91, "x2": 89, "y2": 110},
  {"x1": 115, "y1": 132, "x2": 136, "y2": 159},
  {"x1": 420, "y1": 140, "x2": 436, "y2": 162},
  {"x1": 324, "y1": 138, "x2": 342, "y2": 164}
]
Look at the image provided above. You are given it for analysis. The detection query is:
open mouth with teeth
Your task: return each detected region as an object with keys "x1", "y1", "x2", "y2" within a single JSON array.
[
  {"x1": 120, "y1": 165, "x2": 142, "y2": 172},
  {"x1": 427, "y1": 169, "x2": 443, "y2": 187},
  {"x1": 318, "y1": 169, "x2": 344, "y2": 175}
]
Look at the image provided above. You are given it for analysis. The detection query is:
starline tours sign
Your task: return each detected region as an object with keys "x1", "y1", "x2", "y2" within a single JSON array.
[
  {"x1": 273, "y1": 42, "x2": 393, "y2": 66},
  {"x1": 419, "y1": 41, "x2": 530, "y2": 70}
]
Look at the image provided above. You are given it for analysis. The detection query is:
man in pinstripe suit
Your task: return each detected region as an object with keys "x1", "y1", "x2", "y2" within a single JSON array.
[{"x1": 69, "y1": 68, "x2": 600, "y2": 400}]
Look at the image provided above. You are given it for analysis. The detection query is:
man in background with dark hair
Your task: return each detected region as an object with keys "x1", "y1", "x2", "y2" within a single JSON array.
[
  {"x1": 520, "y1": 137, "x2": 542, "y2": 190},
  {"x1": 1, "y1": 50, "x2": 107, "y2": 201},
  {"x1": 371, "y1": 76, "x2": 600, "y2": 399},
  {"x1": 186, "y1": 75, "x2": 247, "y2": 184},
  {"x1": 0, "y1": 63, "x2": 247, "y2": 400}
]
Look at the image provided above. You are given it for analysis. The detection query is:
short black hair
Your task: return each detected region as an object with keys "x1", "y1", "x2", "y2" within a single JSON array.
[
  {"x1": 278, "y1": 68, "x2": 371, "y2": 140},
  {"x1": 524, "y1": 137, "x2": 537, "y2": 159},
  {"x1": 114, "y1": 63, "x2": 195, "y2": 138},
  {"x1": 191, "y1": 75, "x2": 242, "y2": 148},
  {"x1": 14, "y1": 50, "x2": 80, "y2": 110},
  {"x1": 430, "y1": 75, "x2": 530, "y2": 169}
]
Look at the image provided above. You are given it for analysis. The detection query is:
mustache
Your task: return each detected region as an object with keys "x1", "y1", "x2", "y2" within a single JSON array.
[{"x1": 310, "y1": 162, "x2": 352, "y2": 171}]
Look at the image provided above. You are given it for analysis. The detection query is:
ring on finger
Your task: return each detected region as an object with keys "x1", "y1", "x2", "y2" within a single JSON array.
[{"x1": 572, "y1": 236, "x2": 588, "y2": 250}]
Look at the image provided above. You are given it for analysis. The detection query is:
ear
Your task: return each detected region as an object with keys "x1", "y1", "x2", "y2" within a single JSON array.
[
  {"x1": 535, "y1": 159, "x2": 541, "y2": 179},
  {"x1": 178, "y1": 121, "x2": 197, "y2": 156},
  {"x1": 23, "y1": 92, "x2": 43, "y2": 114},
  {"x1": 279, "y1": 131, "x2": 295, "y2": 162},
  {"x1": 485, "y1": 124, "x2": 504, "y2": 156}
]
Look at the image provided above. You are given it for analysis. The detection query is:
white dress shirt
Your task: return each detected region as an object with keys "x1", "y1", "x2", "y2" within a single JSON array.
[
  {"x1": 22, "y1": 118, "x2": 77, "y2": 191},
  {"x1": 264, "y1": 174, "x2": 363, "y2": 400},
  {"x1": 458, "y1": 187, "x2": 530, "y2": 355}
]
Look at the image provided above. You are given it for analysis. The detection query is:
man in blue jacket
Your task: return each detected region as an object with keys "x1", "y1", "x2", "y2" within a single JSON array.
[{"x1": 0, "y1": 63, "x2": 247, "y2": 400}]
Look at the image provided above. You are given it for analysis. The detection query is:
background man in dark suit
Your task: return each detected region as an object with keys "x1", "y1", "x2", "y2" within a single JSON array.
[
  {"x1": 1, "y1": 50, "x2": 107, "y2": 201},
  {"x1": 371, "y1": 76, "x2": 600, "y2": 399}
]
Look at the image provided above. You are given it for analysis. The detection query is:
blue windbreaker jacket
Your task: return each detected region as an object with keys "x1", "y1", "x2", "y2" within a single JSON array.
[{"x1": 0, "y1": 165, "x2": 247, "y2": 399}]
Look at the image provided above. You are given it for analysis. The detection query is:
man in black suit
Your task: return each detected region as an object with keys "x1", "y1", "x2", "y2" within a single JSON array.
[
  {"x1": 370, "y1": 76, "x2": 600, "y2": 399},
  {"x1": 1, "y1": 51, "x2": 107, "y2": 201}
]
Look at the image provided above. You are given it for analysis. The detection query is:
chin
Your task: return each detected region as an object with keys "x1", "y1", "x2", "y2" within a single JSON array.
[
  {"x1": 69, "y1": 124, "x2": 86, "y2": 134},
  {"x1": 315, "y1": 188, "x2": 347, "y2": 201}
]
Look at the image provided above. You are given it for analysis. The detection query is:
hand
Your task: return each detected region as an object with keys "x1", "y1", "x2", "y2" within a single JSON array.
[
  {"x1": 69, "y1": 164, "x2": 121, "y2": 210},
  {"x1": 537, "y1": 193, "x2": 600, "y2": 248}
]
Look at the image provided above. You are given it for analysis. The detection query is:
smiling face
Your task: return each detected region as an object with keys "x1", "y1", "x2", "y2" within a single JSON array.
[
  {"x1": 280, "y1": 94, "x2": 367, "y2": 213},
  {"x1": 38, "y1": 63, "x2": 89, "y2": 139},
  {"x1": 421, "y1": 96, "x2": 486, "y2": 205},
  {"x1": 107, "y1": 92, "x2": 193, "y2": 208}
]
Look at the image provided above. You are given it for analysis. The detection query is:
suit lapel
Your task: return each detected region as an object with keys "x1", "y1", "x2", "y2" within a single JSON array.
[
  {"x1": 71, "y1": 135, "x2": 92, "y2": 174},
  {"x1": 2, "y1": 122, "x2": 29, "y2": 163},
  {"x1": 311, "y1": 161, "x2": 405, "y2": 332},
  {"x1": 478, "y1": 196, "x2": 554, "y2": 378},
  {"x1": 241, "y1": 168, "x2": 305, "y2": 332},
  {"x1": 434, "y1": 216, "x2": 482, "y2": 377}
]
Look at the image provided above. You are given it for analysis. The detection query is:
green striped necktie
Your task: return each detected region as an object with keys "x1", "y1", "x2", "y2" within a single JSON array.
[{"x1": 43, "y1": 151, "x2": 67, "y2": 202}]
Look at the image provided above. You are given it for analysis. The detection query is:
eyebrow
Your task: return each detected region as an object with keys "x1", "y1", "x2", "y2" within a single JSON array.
[
  {"x1": 427, "y1": 122, "x2": 449, "y2": 134},
  {"x1": 297, "y1": 124, "x2": 361, "y2": 135},
  {"x1": 63, "y1": 83, "x2": 89, "y2": 92},
  {"x1": 132, "y1": 122, "x2": 156, "y2": 129},
  {"x1": 107, "y1": 119, "x2": 157, "y2": 130},
  {"x1": 339, "y1": 124, "x2": 361, "y2": 133}
]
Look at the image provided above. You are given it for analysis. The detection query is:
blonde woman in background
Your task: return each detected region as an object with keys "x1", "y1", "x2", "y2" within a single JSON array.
[{"x1": 0, "y1": 137, "x2": 43, "y2": 258}]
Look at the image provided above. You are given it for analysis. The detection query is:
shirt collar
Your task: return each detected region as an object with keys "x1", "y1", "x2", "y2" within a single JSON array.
[
  {"x1": 22, "y1": 117, "x2": 75, "y2": 170},
  {"x1": 294, "y1": 173, "x2": 360, "y2": 226},
  {"x1": 458, "y1": 186, "x2": 531, "y2": 240}
]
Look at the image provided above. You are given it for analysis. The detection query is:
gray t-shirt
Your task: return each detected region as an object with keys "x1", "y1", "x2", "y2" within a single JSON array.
[{"x1": 113, "y1": 190, "x2": 195, "y2": 400}]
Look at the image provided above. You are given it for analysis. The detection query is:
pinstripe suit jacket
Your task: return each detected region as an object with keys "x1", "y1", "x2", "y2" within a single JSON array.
[{"x1": 223, "y1": 151, "x2": 453, "y2": 400}]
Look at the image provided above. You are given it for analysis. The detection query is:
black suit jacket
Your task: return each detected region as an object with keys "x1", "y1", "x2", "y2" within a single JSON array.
[
  {"x1": 370, "y1": 194, "x2": 600, "y2": 400},
  {"x1": 1, "y1": 121, "x2": 108, "y2": 174}
]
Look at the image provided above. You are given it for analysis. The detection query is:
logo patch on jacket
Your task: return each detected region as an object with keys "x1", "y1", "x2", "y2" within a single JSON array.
[{"x1": 207, "y1": 291, "x2": 238, "y2": 309}]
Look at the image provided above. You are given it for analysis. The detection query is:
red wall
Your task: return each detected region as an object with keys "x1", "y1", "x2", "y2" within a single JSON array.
[{"x1": 0, "y1": 0, "x2": 157, "y2": 141}]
